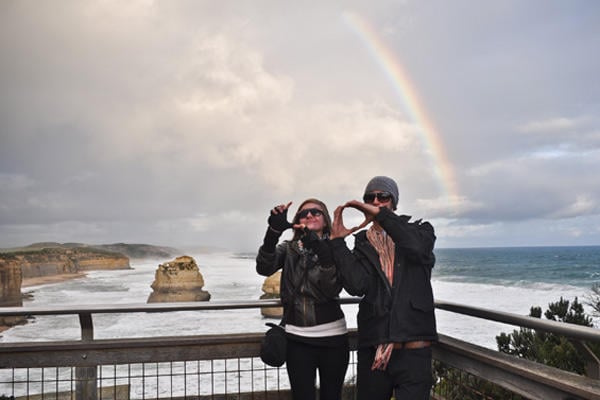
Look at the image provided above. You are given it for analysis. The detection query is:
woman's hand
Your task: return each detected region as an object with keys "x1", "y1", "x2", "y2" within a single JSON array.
[{"x1": 268, "y1": 202, "x2": 293, "y2": 233}]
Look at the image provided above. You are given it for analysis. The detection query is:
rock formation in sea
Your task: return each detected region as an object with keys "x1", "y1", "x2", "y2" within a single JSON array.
[
  {"x1": 0, "y1": 256, "x2": 25, "y2": 328},
  {"x1": 260, "y1": 271, "x2": 283, "y2": 318},
  {"x1": 147, "y1": 256, "x2": 211, "y2": 303},
  {"x1": 0, "y1": 256, "x2": 22, "y2": 307}
]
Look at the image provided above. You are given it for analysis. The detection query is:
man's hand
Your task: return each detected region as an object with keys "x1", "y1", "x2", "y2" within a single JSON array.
[
  {"x1": 330, "y1": 204, "x2": 371, "y2": 239},
  {"x1": 343, "y1": 200, "x2": 381, "y2": 218}
]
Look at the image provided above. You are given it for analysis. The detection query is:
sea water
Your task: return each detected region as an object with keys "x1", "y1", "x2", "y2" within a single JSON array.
[
  {"x1": 2, "y1": 246, "x2": 599, "y2": 350},
  {"x1": 433, "y1": 245, "x2": 600, "y2": 348},
  {"x1": 2, "y1": 246, "x2": 599, "y2": 398}
]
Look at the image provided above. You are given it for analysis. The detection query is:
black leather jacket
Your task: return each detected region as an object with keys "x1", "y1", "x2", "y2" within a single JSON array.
[
  {"x1": 330, "y1": 207, "x2": 438, "y2": 348},
  {"x1": 256, "y1": 239, "x2": 344, "y2": 327}
]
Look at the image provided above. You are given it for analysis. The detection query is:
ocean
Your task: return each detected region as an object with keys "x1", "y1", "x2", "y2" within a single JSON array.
[{"x1": 2, "y1": 246, "x2": 599, "y2": 350}]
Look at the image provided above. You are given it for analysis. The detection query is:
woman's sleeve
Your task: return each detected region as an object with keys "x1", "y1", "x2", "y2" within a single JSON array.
[{"x1": 256, "y1": 229, "x2": 287, "y2": 276}]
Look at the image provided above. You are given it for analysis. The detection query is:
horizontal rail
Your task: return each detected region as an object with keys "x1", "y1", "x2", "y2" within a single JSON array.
[
  {"x1": 435, "y1": 300, "x2": 600, "y2": 343},
  {"x1": 434, "y1": 333, "x2": 600, "y2": 400},
  {"x1": 2, "y1": 298, "x2": 600, "y2": 344},
  {"x1": 0, "y1": 299, "x2": 288, "y2": 315},
  {"x1": 1, "y1": 332, "x2": 269, "y2": 368}
]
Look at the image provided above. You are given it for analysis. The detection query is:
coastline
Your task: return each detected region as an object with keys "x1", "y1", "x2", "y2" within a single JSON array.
[
  {"x1": 0, "y1": 272, "x2": 88, "y2": 334},
  {"x1": 21, "y1": 272, "x2": 87, "y2": 288}
]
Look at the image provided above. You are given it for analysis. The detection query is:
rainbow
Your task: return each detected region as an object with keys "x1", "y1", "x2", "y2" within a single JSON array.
[{"x1": 343, "y1": 11, "x2": 459, "y2": 200}]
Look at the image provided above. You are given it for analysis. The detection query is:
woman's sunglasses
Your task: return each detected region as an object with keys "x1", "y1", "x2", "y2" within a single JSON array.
[
  {"x1": 297, "y1": 208, "x2": 324, "y2": 219},
  {"x1": 363, "y1": 191, "x2": 393, "y2": 204}
]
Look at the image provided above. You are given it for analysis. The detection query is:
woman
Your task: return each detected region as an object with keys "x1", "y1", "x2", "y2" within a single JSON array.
[{"x1": 256, "y1": 198, "x2": 349, "y2": 400}]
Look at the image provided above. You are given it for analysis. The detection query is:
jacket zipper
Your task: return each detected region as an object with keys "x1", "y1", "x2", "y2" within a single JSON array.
[{"x1": 302, "y1": 254, "x2": 308, "y2": 324}]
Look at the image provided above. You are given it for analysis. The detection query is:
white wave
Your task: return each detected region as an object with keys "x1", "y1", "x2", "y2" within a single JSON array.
[
  {"x1": 3, "y1": 253, "x2": 597, "y2": 351},
  {"x1": 432, "y1": 279, "x2": 594, "y2": 348}
]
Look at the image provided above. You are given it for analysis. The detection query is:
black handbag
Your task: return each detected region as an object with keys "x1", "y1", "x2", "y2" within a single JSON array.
[
  {"x1": 260, "y1": 248, "x2": 310, "y2": 367},
  {"x1": 259, "y1": 322, "x2": 287, "y2": 367}
]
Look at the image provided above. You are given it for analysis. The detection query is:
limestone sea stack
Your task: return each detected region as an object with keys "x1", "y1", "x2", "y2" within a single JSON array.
[
  {"x1": 0, "y1": 256, "x2": 26, "y2": 328},
  {"x1": 260, "y1": 271, "x2": 283, "y2": 318},
  {"x1": 147, "y1": 256, "x2": 211, "y2": 303}
]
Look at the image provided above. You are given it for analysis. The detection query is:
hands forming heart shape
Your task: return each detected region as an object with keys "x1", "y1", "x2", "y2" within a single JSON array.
[
  {"x1": 330, "y1": 200, "x2": 381, "y2": 239},
  {"x1": 269, "y1": 200, "x2": 383, "y2": 238}
]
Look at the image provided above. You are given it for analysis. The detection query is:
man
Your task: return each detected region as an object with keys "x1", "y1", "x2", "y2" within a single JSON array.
[{"x1": 329, "y1": 176, "x2": 437, "y2": 400}]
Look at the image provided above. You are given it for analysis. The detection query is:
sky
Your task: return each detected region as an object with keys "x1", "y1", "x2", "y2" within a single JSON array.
[{"x1": 1, "y1": 0, "x2": 600, "y2": 253}]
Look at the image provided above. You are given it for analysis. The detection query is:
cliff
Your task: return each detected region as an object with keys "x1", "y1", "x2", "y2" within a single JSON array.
[
  {"x1": 8, "y1": 247, "x2": 131, "y2": 278},
  {"x1": 0, "y1": 255, "x2": 23, "y2": 307},
  {"x1": 260, "y1": 271, "x2": 283, "y2": 318},
  {"x1": 0, "y1": 256, "x2": 26, "y2": 328},
  {"x1": 147, "y1": 256, "x2": 211, "y2": 303},
  {"x1": 0, "y1": 245, "x2": 131, "y2": 322}
]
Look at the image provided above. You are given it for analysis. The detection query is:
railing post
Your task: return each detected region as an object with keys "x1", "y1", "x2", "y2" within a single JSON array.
[
  {"x1": 76, "y1": 313, "x2": 97, "y2": 400},
  {"x1": 573, "y1": 340, "x2": 600, "y2": 379}
]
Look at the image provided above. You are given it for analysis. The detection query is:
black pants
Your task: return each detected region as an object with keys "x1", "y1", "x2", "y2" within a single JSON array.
[
  {"x1": 356, "y1": 346, "x2": 433, "y2": 400},
  {"x1": 286, "y1": 337, "x2": 349, "y2": 400}
]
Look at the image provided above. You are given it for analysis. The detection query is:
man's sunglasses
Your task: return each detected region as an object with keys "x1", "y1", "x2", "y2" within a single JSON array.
[
  {"x1": 297, "y1": 208, "x2": 324, "y2": 219},
  {"x1": 363, "y1": 191, "x2": 393, "y2": 204}
]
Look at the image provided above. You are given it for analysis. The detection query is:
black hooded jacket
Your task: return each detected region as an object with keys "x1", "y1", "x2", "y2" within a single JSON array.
[{"x1": 329, "y1": 207, "x2": 438, "y2": 348}]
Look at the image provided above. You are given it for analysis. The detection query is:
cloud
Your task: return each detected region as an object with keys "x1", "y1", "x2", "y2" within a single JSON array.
[
  {"x1": 1, "y1": 1, "x2": 600, "y2": 250},
  {"x1": 550, "y1": 196, "x2": 599, "y2": 219},
  {"x1": 518, "y1": 117, "x2": 580, "y2": 134}
]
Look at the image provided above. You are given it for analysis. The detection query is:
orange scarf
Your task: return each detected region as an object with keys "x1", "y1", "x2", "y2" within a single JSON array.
[{"x1": 366, "y1": 225, "x2": 396, "y2": 371}]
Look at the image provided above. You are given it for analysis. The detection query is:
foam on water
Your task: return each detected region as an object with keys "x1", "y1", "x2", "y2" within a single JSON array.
[
  {"x1": 432, "y1": 279, "x2": 592, "y2": 348},
  {"x1": 2, "y1": 249, "x2": 598, "y2": 350}
]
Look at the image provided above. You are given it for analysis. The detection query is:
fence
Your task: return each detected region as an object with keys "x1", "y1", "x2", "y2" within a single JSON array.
[{"x1": 2, "y1": 298, "x2": 600, "y2": 399}]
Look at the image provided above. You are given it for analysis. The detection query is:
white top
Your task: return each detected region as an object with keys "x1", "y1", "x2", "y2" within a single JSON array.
[{"x1": 285, "y1": 317, "x2": 348, "y2": 337}]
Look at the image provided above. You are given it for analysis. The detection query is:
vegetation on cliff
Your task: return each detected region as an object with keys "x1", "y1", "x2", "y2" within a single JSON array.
[
  {"x1": 1, "y1": 242, "x2": 178, "y2": 259},
  {"x1": 93, "y1": 243, "x2": 178, "y2": 259}
]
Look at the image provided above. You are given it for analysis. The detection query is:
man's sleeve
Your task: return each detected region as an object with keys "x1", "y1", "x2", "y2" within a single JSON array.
[
  {"x1": 376, "y1": 207, "x2": 436, "y2": 266},
  {"x1": 328, "y1": 238, "x2": 369, "y2": 296}
]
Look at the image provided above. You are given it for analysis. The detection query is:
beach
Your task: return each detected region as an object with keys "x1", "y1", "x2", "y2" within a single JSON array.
[
  {"x1": 21, "y1": 272, "x2": 88, "y2": 288},
  {"x1": 0, "y1": 273, "x2": 88, "y2": 334}
]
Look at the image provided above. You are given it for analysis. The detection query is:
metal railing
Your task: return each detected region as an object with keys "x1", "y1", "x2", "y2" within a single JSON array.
[{"x1": 2, "y1": 298, "x2": 600, "y2": 399}]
